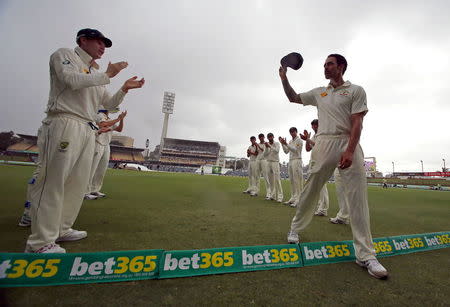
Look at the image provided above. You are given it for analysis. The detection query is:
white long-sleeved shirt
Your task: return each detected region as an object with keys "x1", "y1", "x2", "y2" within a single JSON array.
[
  {"x1": 45, "y1": 46, "x2": 126, "y2": 122},
  {"x1": 95, "y1": 112, "x2": 116, "y2": 146},
  {"x1": 256, "y1": 143, "x2": 266, "y2": 161},
  {"x1": 282, "y1": 136, "x2": 303, "y2": 161},
  {"x1": 247, "y1": 145, "x2": 257, "y2": 161},
  {"x1": 264, "y1": 142, "x2": 280, "y2": 162}
]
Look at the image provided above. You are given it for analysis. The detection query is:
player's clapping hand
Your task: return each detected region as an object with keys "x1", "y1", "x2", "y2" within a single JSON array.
[
  {"x1": 300, "y1": 130, "x2": 310, "y2": 141},
  {"x1": 122, "y1": 76, "x2": 145, "y2": 93},
  {"x1": 278, "y1": 137, "x2": 287, "y2": 145},
  {"x1": 118, "y1": 110, "x2": 127, "y2": 120},
  {"x1": 98, "y1": 127, "x2": 112, "y2": 135},
  {"x1": 264, "y1": 142, "x2": 270, "y2": 148},
  {"x1": 106, "y1": 61, "x2": 128, "y2": 78}
]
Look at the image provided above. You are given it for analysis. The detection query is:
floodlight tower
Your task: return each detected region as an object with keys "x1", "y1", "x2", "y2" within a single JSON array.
[{"x1": 160, "y1": 91, "x2": 175, "y2": 151}]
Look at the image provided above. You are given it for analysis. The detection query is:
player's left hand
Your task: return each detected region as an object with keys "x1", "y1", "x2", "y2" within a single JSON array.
[
  {"x1": 98, "y1": 127, "x2": 112, "y2": 134},
  {"x1": 339, "y1": 150, "x2": 354, "y2": 169},
  {"x1": 300, "y1": 130, "x2": 310, "y2": 141},
  {"x1": 118, "y1": 110, "x2": 127, "y2": 120},
  {"x1": 122, "y1": 76, "x2": 145, "y2": 93}
]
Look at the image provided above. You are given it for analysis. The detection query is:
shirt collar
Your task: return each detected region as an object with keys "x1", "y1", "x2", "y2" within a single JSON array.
[
  {"x1": 326, "y1": 80, "x2": 352, "y2": 89},
  {"x1": 74, "y1": 46, "x2": 99, "y2": 70}
]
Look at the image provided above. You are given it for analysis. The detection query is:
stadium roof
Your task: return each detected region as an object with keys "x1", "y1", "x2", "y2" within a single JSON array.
[
  {"x1": 163, "y1": 138, "x2": 219, "y2": 147},
  {"x1": 16, "y1": 134, "x2": 37, "y2": 141},
  {"x1": 110, "y1": 145, "x2": 145, "y2": 152},
  {"x1": 5, "y1": 133, "x2": 144, "y2": 153}
]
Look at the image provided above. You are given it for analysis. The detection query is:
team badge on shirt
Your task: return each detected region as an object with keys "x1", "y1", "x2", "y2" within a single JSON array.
[
  {"x1": 62, "y1": 60, "x2": 70, "y2": 65},
  {"x1": 339, "y1": 90, "x2": 350, "y2": 96},
  {"x1": 83, "y1": 68, "x2": 89, "y2": 74},
  {"x1": 59, "y1": 141, "x2": 69, "y2": 152},
  {"x1": 320, "y1": 92, "x2": 328, "y2": 97}
]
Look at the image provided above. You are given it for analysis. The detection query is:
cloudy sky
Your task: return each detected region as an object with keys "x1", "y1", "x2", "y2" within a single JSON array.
[{"x1": 0, "y1": 0, "x2": 449, "y2": 174}]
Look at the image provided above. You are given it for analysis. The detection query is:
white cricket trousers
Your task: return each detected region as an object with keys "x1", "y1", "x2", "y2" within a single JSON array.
[
  {"x1": 267, "y1": 161, "x2": 283, "y2": 201},
  {"x1": 316, "y1": 184, "x2": 329, "y2": 214},
  {"x1": 290, "y1": 136, "x2": 376, "y2": 261},
  {"x1": 23, "y1": 127, "x2": 44, "y2": 216},
  {"x1": 27, "y1": 115, "x2": 95, "y2": 250},
  {"x1": 88, "y1": 144, "x2": 110, "y2": 193},
  {"x1": 334, "y1": 168, "x2": 350, "y2": 222},
  {"x1": 246, "y1": 160, "x2": 258, "y2": 193},
  {"x1": 255, "y1": 159, "x2": 270, "y2": 197},
  {"x1": 287, "y1": 159, "x2": 303, "y2": 202}
]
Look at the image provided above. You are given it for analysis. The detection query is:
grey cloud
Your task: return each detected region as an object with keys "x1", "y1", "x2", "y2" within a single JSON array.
[{"x1": 1, "y1": 0, "x2": 449, "y2": 173}]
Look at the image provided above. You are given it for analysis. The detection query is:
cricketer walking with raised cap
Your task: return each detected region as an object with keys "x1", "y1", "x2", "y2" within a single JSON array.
[
  {"x1": 25, "y1": 28, "x2": 145, "y2": 253},
  {"x1": 279, "y1": 53, "x2": 388, "y2": 279}
]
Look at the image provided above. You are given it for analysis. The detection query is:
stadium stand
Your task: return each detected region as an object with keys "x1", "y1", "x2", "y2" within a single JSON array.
[
  {"x1": 109, "y1": 145, "x2": 145, "y2": 163},
  {"x1": 4, "y1": 134, "x2": 38, "y2": 162},
  {"x1": 4, "y1": 134, "x2": 145, "y2": 165},
  {"x1": 159, "y1": 138, "x2": 220, "y2": 167}
]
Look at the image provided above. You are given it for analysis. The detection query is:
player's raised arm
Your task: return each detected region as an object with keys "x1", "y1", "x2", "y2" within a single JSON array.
[{"x1": 279, "y1": 66, "x2": 302, "y2": 104}]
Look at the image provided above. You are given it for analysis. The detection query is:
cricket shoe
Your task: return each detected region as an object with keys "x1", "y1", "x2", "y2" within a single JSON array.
[
  {"x1": 18, "y1": 212, "x2": 32, "y2": 227},
  {"x1": 289, "y1": 203, "x2": 297, "y2": 208},
  {"x1": 283, "y1": 200, "x2": 294, "y2": 206},
  {"x1": 91, "y1": 191, "x2": 106, "y2": 198},
  {"x1": 329, "y1": 217, "x2": 349, "y2": 225},
  {"x1": 265, "y1": 196, "x2": 271, "y2": 200},
  {"x1": 242, "y1": 190, "x2": 251, "y2": 194},
  {"x1": 250, "y1": 192, "x2": 258, "y2": 197},
  {"x1": 56, "y1": 229, "x2": 87, "y2": 242},
  {"x1": 356, "y1": 259, "x2": 389, "y2": 279},
  {"x1": 287, "y1": 231, "x2": 299, "y2": 244},
  {"x1": 25, "y1": 243, "x2": 66, "y2": 253},
  {"x1": 277, "y1": 199, "x2": 283, "y2": 203},
  {"x1": 84, "y1": 194, "x2": 98, "y2": 200},
  {"x1": 314, "y1": 211, "x2": 327, "y2": 216}
]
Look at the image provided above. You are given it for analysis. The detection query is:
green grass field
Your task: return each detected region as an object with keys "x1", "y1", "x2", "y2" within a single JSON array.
[{"x1": 0, "y1": 164, "x2": 449, "y2": 306}]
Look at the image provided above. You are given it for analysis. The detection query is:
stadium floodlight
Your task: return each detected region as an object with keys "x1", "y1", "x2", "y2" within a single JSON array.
[
  {"x1": 392, "y1": 161, "x2": 395, "y2": 175},
  {"x1": 160, "y1": 91, "x2": 176, "y2": 151},
  {"x1": 162, "y1": 92, "x2": 175, "y2": 114},
  {"x1": 443, "y1": 159, "x2": 446, "y2": 172},
  {"x1": 420, "y1": 160, "x2": 423, "y2": 173}
]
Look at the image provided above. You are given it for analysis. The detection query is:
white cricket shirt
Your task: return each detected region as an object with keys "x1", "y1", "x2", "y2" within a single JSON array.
[
  {"x1": 299, "y1": 81, "x2": 368, "y2": 136},
  {"x1": 282, "y1": 136, "x2": 303, "y2": 161},
  {"x1": 45, "y1": 46, "x2": 126, "y2": 122},
  {"x1": 264, "y1": 142, "x2": 281, "y2": 162}
]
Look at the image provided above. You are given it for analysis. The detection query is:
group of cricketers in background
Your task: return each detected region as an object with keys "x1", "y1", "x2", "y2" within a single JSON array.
[{"x1": 243, "y1": 120, "x2": 349, "y2": 226}]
